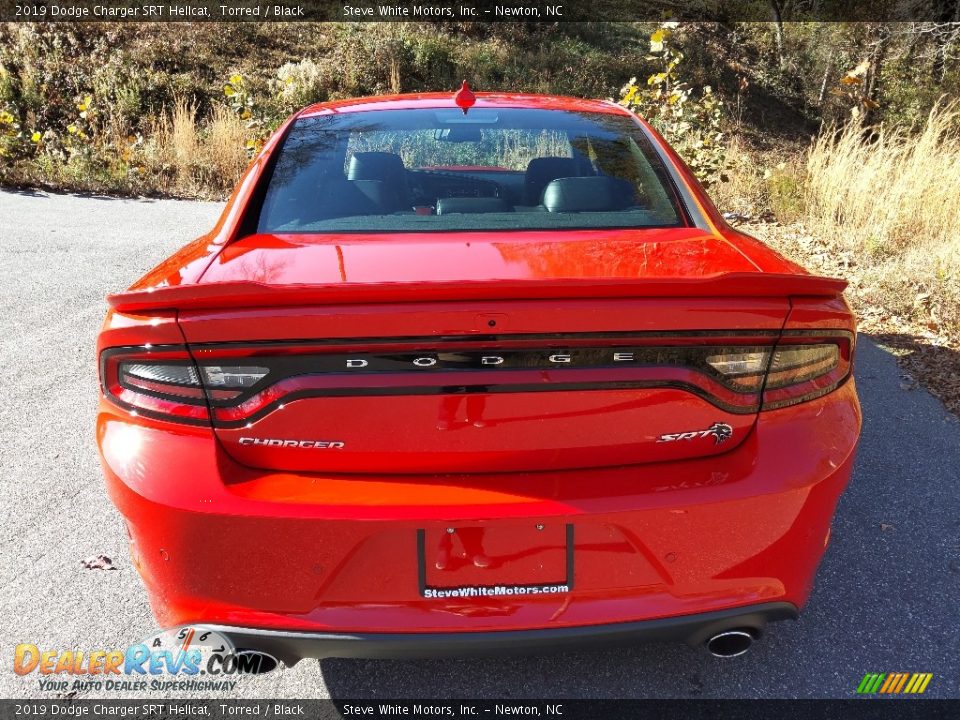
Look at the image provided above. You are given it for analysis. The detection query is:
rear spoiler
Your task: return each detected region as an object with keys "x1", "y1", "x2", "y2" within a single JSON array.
[{"x1": 108, "y1": 273, "x2": 847, "y2": 313}]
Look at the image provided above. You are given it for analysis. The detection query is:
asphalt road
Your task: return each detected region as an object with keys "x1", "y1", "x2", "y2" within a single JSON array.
[{"x1": 0, "y1": 188, "x2": 957, "y2": 700}]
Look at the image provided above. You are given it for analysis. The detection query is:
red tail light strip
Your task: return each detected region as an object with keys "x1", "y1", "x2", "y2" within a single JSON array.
[
  {"x1": 99, "y1": 330, "x2": 854, "y2": 426},
  {"x1": 210, "y1": 367, "x2": 764, "y2": 427}
]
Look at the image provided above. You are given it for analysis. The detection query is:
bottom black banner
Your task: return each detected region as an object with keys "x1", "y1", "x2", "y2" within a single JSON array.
[{"x1": 0, "y1": 699, "x2": 958, "y2": 720}]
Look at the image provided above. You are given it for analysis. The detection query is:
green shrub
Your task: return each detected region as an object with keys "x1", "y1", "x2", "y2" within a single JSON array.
[{"x1": 619, "y1": 23, "x2": 728, "y2": 188}]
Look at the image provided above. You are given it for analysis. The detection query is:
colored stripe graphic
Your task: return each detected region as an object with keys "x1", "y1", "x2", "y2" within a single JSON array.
[
  {"x1": 893, "y1": 673, "x2": 909, "y2": 693},
  {"x1": 857, "y1": 674, "x2": 885, "y2": 694},
  {"x1": 857, "y1": 673, "x2": 932, "y2": 694},
  {"x1": 879, "y1": 674, "x2": 897, "y2": 693},
  {"x1": 905, "y1": 673, "x2": 933, "y2": 694}
]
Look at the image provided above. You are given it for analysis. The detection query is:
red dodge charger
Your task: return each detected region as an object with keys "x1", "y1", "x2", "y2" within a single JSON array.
[{"x1": 97, "y1": 89, "x2": 861, "y2": 662}]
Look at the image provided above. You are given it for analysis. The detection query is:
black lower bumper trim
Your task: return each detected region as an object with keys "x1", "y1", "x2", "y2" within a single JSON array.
[{"x1": 204, "y1": 602, "x2": 798, "y2": 663}]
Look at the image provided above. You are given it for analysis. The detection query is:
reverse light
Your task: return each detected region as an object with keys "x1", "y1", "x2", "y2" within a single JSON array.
[
  {"x1": 704, "y1": 350, "x2": 770, "y2": 390},
  {"x1": 705, "y1": 351, "x2": 770, "y2": 375},
  {"x1": 201, "y1": 365, "x2": 269, "y2": 388}
]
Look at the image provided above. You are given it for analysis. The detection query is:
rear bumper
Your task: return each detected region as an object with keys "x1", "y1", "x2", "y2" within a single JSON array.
[
  {"x1": 98, "y1": 379, "x2": 860, "y2": 650},
  {"x1": 207, "y1": 602, "x2": 798, "y2": 663}
]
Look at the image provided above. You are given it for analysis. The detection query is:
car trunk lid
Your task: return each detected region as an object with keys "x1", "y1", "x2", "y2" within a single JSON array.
[{"x1": 110, "y1": 229, "x2": 845, "y2": 474}]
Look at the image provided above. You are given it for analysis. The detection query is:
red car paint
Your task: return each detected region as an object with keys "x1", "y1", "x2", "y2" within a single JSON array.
[{"x1": 97, "y1": 93, "x2": 860, "y2": 656}]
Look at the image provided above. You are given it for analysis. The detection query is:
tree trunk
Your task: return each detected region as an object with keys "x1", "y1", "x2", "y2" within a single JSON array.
[
  {"x1": 769, "y1": 0, "x2": 785, "y2": 68},
  {"x1": 864, "y1": 28, "x2": 890, "y2": 123},
  {"x1": 932, "y1": 2, "x2": 960, "y2": 82},
  {"x1": 818, "y1": 52, "x2": 833, "y2": 106}
]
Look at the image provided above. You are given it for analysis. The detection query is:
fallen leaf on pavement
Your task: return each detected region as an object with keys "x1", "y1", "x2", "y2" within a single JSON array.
[{"x1": 80, "y1": 554, "x2": 116, "y2": 570}]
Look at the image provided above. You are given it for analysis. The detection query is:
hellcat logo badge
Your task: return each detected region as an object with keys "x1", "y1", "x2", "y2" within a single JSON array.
[{"x1": 657, "y1": 422, "x2": 734, "y2": 445}]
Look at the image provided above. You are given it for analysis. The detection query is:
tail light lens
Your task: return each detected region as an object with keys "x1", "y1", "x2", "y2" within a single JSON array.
[
  {"x1": 761, "y1": 336, "x2": 853, "y2": 410},
  {"x1": 766, "y1": 344, "x2": 839, "y2": 387},
  {"x1": 100, "y1": 332, "x2": 853, "y2": 426},
  {"x1": 121, "y1": 363, "x2": 203, "y2": 397},
  {"x1": 623, "y1": 334, "x2": 852, "y2": 411},
  {"x1": 100, "y1": 348, "x2": 210, "y2": 424}
]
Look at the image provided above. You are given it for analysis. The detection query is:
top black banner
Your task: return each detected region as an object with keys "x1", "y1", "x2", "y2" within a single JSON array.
[{"x1": 2, "y1": 0, "x2": 960, "y2": 23}]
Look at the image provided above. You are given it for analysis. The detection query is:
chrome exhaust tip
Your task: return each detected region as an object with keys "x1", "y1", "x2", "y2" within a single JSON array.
[{"x1": 705, "y1": 629, "x2": 755, "y2": 658}]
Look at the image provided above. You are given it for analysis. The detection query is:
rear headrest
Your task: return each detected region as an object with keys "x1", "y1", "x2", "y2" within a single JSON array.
[
  {"x1": 436, "y1": 197, "x2": 513, "y2": 215},
  {"x1": 347, "y1": 152, "x2": 407, "y2": 182},
  {"x1": 524, "y1": 157, "x2": 581, "y2": 204},
  {"x1": 542, "y1": 176, "x2": 634, "y2": 213},
  {"x1": 315, "y1": 179, "x2": 390, "y2": 217}
]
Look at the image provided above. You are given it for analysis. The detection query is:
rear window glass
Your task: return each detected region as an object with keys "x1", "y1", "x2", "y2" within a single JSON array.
[{"x1": 257, "y1": 108, "x2": 687, "y2": 233}]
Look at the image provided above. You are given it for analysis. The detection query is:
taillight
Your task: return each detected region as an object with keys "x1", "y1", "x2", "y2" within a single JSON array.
[
  {"x1": 704, "y1": 350, "x2": 770, "y2": 391},
  {"x1": 100, "y1": 331, "x2": 853, "y2": 426},
  {"x1": 100, "y1": 348, "x2": 209, "y2": 424},
  {"x1": 761, "y1": 335, "x2": 853, "y2": 410},
  {"x1": 767, "y1": 344, "x2": 839, "y2": 387},
  {"x1": 706, "y1": 334, "x2": 853, "y2": 410}
]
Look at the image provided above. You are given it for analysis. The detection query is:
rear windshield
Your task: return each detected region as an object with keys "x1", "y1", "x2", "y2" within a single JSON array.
[{"x1": 256, "y1": 108, "x2": 687, "y2": 233}]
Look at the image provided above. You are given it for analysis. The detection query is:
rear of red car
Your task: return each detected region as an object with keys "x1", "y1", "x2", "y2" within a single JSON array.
[{"x1": 97, "y1": 94, "x2": 860, "y2": 661}]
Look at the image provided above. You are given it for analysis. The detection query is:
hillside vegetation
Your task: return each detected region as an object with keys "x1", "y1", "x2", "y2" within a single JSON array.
[{"x1": 2, "y1": 21, "x2": 960, "y2": 372}]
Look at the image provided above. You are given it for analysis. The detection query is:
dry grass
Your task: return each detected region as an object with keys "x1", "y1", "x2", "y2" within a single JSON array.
[
  {"x1": 804, "y1": 102, "x2": 960, "y2": 338},
  {"x1": 807, "y1": 102, "x2": 960, "y2": 252},
  {"x1": 149, "y1": 99, "x2": 250, "y2": 198},
  {"x1": 200, "y1": 106, "x2": 250, "y2": 193},
  {"x1": 716, "y1": 109, "x2": 960, "y2": 417},
  {"x1": 712, "y1": 136, "x2": 809, "y2": 223},
  {"x1": 710, "y1": 136, "x2": 768, "y2": 216},
  {"x1": 167, "y1": 98, "x2": 200, "y2": 166}
]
